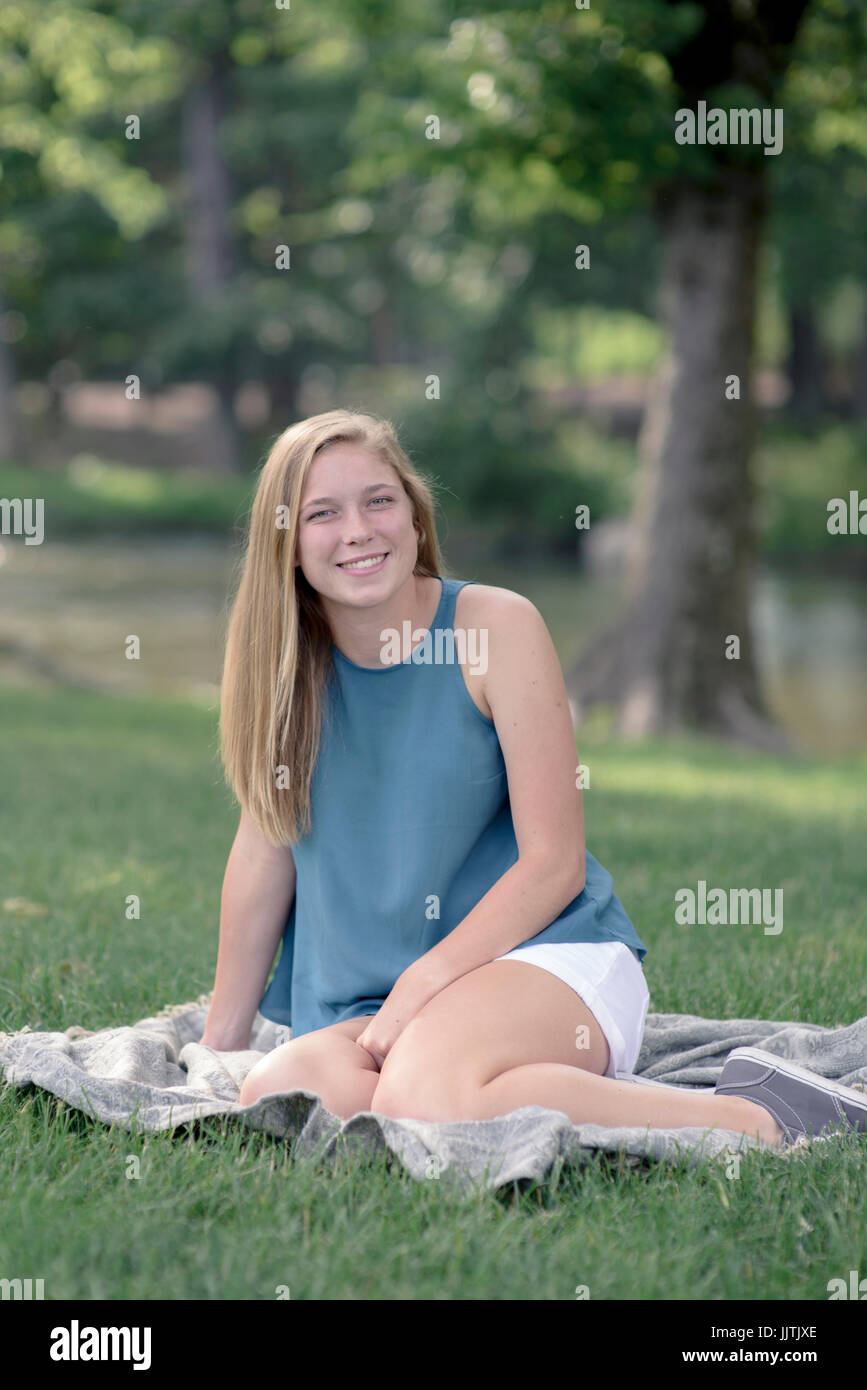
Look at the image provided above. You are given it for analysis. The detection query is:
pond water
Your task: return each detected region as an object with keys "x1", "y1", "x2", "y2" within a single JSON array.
[{"x1": 0, "y1": 534, "x2": 864, "y2": 754}]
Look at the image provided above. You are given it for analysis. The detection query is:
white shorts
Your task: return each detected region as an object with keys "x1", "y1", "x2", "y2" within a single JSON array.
[
  {"x1": 493, "y1": 939, "x2": 650, "y2": 1079},
  {"x1": 271, "y1": 941, "x2": 649, "y2": 1079}
]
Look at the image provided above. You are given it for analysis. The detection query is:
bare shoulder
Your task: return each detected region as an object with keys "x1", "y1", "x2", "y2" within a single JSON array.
[
  {"x1": 453, "y1": 583, "x2": 554, "y2": 723},
  {"x1": 448, "y1": 583, "x2": 539, "y2": 723},
  {"x1": 454, "y1": 582, "x2": 543, "y2": 639}
]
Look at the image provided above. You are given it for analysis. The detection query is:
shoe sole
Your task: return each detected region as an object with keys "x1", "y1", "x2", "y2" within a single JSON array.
[{"x1": 717, "y1": 1046, "x2": 867, "y2": 1144}]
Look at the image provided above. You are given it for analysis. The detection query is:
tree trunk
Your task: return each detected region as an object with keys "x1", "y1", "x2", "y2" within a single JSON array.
[
  {"x1": 0, "y1": 283, "x2": 21, "y2": 461},
  {"x1": 370, "y1": 299, "x2": 397, "y2": 366},
  {"x1": 786, "y1": 303, "x2": 826, "y2": 417},
  {"x1": 566, "y1": 166, "x2": 788, "y2": 751},
  {"x1": 854, "y1": 296, "x2": 867, "y2": 421},
  {"x1": 268, "y1": 373, "x2": 300, "y2": 427},
  {"x1": 564, "y1": 0, "x2": 812, "y2": 751},
  {"x1": 180, "y1": 60, "x2": 242, "y2": 474}
]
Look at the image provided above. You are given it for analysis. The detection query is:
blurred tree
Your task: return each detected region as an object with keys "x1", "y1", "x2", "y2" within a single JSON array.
[
  {"x1": 1, "y1": 0, "x2": 863, "y2": 637},
  {"x1": 0, "y1": 284, "x2": 20, "y2": 460},
  {"x1": 567, "y1": 0, "x2": 813, "y2": 748},
  {"x1": 0, "y1": 0, "x2": 382, "y2": 473},
  {"x1": 118, "y1": 0, "x2": 254, "y2": 471},
  {"x1": 179, "y1": 48, "x2": 242, "y2": 471},
  {"x1": 768, "y1": 0, "x2": 867, "y2": 421},
  {"x1": 338, "y1": 0, "x2": 830, "y2": 744},
  {"x1": 0, "y1": 0, "x2": 170, "y2": 459}
]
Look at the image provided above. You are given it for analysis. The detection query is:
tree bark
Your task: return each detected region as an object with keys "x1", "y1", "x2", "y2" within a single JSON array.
[
  {"x1": 786, "y1": 303, "x2": 826, "y2": 417},
  {"x1": 567, "y1": 167, "x2": 788, "y2": 748},
  {"x1": 0, "y1": 282, "x2": 21, "y2": 461},
  {"x1": 370, "y1": 299, "x2": 397, "y2": 366},
  {"x1": 854, "y1": 296, "x2": 867, "y2": 421},
  {"x1": 180, "y1": 59, "x2": 243, "y2": 473},
  {"x1": 565, "y1": 0, "x2": 812, "y2": 750}
]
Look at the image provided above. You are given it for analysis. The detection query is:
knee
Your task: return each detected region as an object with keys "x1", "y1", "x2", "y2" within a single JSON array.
[
  {"x1": 368, "y1": 1074, "x2": 426, "y2": 1120},
  {"x1": 238, "y1": 1057, "x2": 285, "y2": 1107},
  {"x1": 370, "y1": 1044, "x2": 473, "y2": 1122},
  {"x1": 237, "y1": 1041, "x2": 322, "y2": 1108},
  {"x1": 238, "y1": 1069, "x2": 269, "y2": 1107}
]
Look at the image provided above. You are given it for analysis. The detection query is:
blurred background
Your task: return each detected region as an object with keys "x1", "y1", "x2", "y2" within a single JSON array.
[
  {"x1": 0, "y1": 0, "x2": 865, "y2": 754},
  {"x1": 3, "y1": 4, "x2": 866, "y2": 1305}
]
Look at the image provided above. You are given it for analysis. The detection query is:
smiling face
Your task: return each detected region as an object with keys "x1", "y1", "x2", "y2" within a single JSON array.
[{"x1": 294, "y1": 442, "x2": 422, "y2": 605}]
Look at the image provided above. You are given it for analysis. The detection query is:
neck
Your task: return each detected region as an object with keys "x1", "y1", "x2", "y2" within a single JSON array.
[{"x1": 327, "y1": 572, "x2": 441, "y2": 668}]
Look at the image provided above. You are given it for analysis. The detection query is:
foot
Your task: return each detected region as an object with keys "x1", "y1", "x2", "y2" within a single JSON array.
[{"x1": 715, "y1": 1046, "x2": 867, "y2": 1149}]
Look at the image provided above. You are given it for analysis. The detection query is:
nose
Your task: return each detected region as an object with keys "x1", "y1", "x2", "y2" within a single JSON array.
[{"x1": 340, "y1": 505, "x2": 377, "y2": 543}]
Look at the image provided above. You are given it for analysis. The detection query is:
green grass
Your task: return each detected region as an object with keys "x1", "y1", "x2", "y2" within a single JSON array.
[{"x1": 1, "y1": 686, "x2": 865, "y2": 1300}]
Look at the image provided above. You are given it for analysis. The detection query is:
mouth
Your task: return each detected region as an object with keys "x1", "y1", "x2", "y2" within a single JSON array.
[{"x1": 336, "y1": 552, "x2": 389, "y2": 573}]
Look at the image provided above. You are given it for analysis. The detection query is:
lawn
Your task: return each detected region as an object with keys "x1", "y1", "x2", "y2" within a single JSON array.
[{"x1": 1, "y1": 685, "x2": 865, "y2": 1300}]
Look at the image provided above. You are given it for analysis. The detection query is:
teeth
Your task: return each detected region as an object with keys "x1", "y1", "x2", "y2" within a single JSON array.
[{"x1": 339, "y1": 554, "x2": 386, "y2": 570}]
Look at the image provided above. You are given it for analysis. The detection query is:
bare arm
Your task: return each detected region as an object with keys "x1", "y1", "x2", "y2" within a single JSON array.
[
  {"x1": 421, "y1": 589, "x2": 584, "y2": 987},
  {"x1": 200, "y1": 806, "x2": 296, "y2": 1051}
]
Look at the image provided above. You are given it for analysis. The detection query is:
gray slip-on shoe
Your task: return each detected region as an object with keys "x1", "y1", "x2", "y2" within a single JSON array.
[{"x1": 714, "y1": 1047, "x2": 867, "y2": 1148}]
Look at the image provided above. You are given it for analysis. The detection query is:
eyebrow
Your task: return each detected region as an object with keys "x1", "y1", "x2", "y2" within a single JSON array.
[{"x1": 302, "y1": 484, "x2": 397, "y2": 508}]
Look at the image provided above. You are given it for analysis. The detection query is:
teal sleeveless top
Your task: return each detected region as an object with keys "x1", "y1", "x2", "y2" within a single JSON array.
[{"x1": 258, "y1": 576, "x2": 647, "y2": 1037}]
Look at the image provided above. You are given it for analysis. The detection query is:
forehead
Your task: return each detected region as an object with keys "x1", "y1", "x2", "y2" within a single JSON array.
[{"x1": 302, "y1": 444, "x2": 399, "y2": 495}]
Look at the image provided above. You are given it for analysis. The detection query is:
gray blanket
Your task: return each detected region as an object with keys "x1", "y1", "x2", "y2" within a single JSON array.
[{"x1": 2, "y1": 997, "x2": 865, "y2": 1195}]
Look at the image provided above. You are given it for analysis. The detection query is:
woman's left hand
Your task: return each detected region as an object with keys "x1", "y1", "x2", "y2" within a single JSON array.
[{"x1": 356, "y1": 959, "x2": 448, "y2": 1071}]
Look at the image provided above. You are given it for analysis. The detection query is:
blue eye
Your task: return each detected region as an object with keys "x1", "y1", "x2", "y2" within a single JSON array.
[{"x1": 307, "y1": 495, "x2": 394, "y2": 521}]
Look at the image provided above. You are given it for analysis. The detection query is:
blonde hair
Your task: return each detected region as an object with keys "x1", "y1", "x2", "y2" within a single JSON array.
[{"x1": 219, "y1": 409, "x2": 448, "y2": 845}]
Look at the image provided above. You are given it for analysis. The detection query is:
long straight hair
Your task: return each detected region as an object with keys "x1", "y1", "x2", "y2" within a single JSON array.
[{"x1": 219, "y1": 409, "x2": 448, "y2": 845}]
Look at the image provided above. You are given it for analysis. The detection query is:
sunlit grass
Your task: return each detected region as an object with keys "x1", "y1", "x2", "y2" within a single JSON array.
[{"x1": 0, "y1": 684, "x2": 864, "y2": 1299}]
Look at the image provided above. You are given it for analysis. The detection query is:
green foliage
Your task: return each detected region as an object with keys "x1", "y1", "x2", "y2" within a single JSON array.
[
  {"x1": 2, "y1": 414, "x2": 862, "y2": 562},
  {"x1": 756, "y1": 421, "x2": 867, "y2": 559},
  {"x1": 2, "y1": 0, "x2": 865, "y2": 405},
  {"x1": 0, "y1": 0, "x2": 865, "y2": 549},
  {"x1": 528, "y1": 304, "x2": 665, "y2": 381},
  {"x1": 0, "y1": 458, "x2": 252, "y2": 533}
]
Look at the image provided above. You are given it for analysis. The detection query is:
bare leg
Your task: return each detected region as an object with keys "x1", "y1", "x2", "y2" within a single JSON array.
[
  {"x1": 460, "y1": 1064, "x2": 784, "y2": 1144},
  {"x1": 239, "y1": 1016, "x2": 380, "y2": 1118}
]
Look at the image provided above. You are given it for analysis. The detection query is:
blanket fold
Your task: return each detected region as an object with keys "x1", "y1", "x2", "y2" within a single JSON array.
[{"x1": 2, "y1": 997, "x2": 865, "y2": 1194}]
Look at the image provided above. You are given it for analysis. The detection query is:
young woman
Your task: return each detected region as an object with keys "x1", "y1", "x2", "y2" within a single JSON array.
[{"x1": 201, "y1": 410, "x2": 867, "y2": 1151}]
